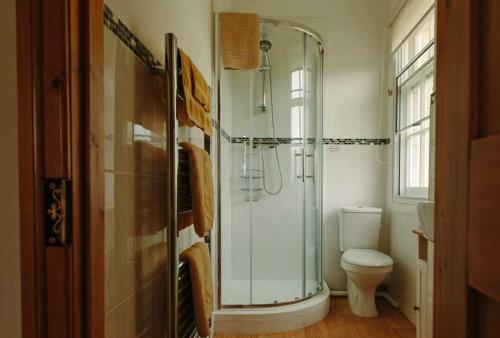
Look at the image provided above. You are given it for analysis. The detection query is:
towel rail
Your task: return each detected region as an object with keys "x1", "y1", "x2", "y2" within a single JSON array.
[
  {"x1": 166, "y1": 32, "x2": 179, "y2": 338},
  {"x1": 166, "y1": 32, "x2": 212, "y2": 338},
  {"x1": 178, "y1": 259, "x2": 199, "y2": 338}
]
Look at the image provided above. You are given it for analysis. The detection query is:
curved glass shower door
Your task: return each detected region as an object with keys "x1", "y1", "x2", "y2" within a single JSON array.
[
  {"x1": 218, "y1": 19, "x2": 324, "y2": 307},
  {"x1": 251, "y1": 24, "x2": 305, "y2": 305},
  {"x1": 304, "y1": 34, "x2": 323, "y2": 298}
]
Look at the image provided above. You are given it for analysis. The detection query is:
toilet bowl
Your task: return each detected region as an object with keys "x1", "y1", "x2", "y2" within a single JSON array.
[{"x1": 341, "y1": 249, "x2": 393, "y2": 317}]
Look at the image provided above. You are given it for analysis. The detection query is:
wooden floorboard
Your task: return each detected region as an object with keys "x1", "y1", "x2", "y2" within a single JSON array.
[{"x1": 214, "y1": 297, "x2": 415, "y2": 338}]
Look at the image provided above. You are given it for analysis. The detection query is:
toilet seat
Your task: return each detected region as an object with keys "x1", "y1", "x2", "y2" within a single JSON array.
[{"x1": 341, "y1": 249, "x2": 393, "y2": 274}]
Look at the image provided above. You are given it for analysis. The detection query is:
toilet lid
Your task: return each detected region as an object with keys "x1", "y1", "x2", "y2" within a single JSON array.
[{"x1": 342, "y1": 249, "x2": 393, "y2": 268}]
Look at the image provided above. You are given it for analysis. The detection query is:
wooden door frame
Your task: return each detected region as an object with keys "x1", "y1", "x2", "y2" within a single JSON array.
[
  {"x1": 434, "y1": 0, "x2": 478, "y2": 337},
  {"x1": 17, "y1": 0, "x2": 104, "y2": 337}
]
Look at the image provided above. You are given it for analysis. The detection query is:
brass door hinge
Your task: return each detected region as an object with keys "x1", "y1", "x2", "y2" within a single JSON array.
[{"x1": 44, "y1": 178, "x2": 72, "y2": 247}]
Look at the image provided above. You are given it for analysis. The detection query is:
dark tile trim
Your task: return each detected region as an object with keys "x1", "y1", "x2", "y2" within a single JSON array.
[
  {"x1": 104, "y1": 5, "x2": 162, "y2": 69},
  {"x1": 323, "y1": 138, "x2": 390, "y2": 145},
  {"x1": 215, "y1": 120, "x2": 390, "y2": 146}
]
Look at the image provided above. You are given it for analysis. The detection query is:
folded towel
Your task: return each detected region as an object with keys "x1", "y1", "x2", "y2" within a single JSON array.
[
  {"x1": 220, "y1": 12, "x2": 260, "y2": 70},
  {"x1": 179, "y1": 142, "x2": 213, "y2": 237},
  {"x1": 180, "y1": 243, "x2": 213, "y2": 338},
  {"x1": 178, "y1": 49, "x2": 212, "y2": 135},
  {"x1": 177, "y1": 96, "x2": 212, "y2": 136},
  {"x1": 191, "y1": 60, "x2": 211, "y2": 112}
]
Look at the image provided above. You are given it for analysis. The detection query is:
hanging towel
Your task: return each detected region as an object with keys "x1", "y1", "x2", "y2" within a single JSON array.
[
  {"x1": 191, "y1": 61, "x2": 211, "y2": 112},
  {"x1": 177, "y1": 96, "x2": 212, "y2": 135},
  {"x1": 220, "y1": 12, "x2": 260, "y2": 70},
  {"x1": 180, "y1": 243, "x2": 213, "y2": 338},
  {"x1": 179, "y1": 142, "x2": 213, "y2": 237},
  {"x1": 178, "y1": 49, "x2": 212, "y2": 135}
]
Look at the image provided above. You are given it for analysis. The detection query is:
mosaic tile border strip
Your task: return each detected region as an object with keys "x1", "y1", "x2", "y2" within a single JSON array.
[
  {"x1": 104, "y1": 5, "x2": 162, "y2": 69},
  {"x1": 323, "y1": 138, "x2": 390, "y2": 145},
  {"x1": 216, "y1": 123, "x2": 390, "y2": 146},
  {"x1": 228, "y1": 137, "x2": 390, "y2": 145}
]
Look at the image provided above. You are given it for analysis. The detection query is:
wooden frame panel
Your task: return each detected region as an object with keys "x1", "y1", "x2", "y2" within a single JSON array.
[
  {"x1": 469, "y1": 135, "x2": 500, "y2": 301},
  {"x1": 83, "y1": 0, "x2": 105, "y2": 336},
  {"x1": 17, "y1": 0, "x2": 105, "y2": 336},
  {"x1": 434, "y1": 0, "x2": 478, "y2": 337},
  {"x1": 17, "y1": 0, "x2": 46, "y2": 336}
]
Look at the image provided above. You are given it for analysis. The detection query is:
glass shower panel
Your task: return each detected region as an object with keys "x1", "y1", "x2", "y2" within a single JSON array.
[
  {"x1": 220, "y1": 69, "x2": 254, "y2": 305},
  {"x1": 304, "y1": 35, "x2": 323, "y2": 297},
  {"x1": 218, "y1": 17, "x2": 324, "y2": 308},
  {"x1": 251, "y1": 24, "x2": 305, "y2": 305},
  {"x1": 104, "y1": 27, "x2": 167, "y2": 335}
]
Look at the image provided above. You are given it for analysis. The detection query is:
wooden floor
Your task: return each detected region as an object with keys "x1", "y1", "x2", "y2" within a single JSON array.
[{"x1": 215, "y1": 297, "x2": 416, "y2": 338}]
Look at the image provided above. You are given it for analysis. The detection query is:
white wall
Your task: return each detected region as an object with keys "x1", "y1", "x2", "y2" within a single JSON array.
[
  {"x1": 215, "y1": 0, "x2": 394, "y2": 295},
  {"x1": 105, "y1": 0, "x2": 214, "y2": 252},
  {"x1": 0, "y1": 0, "x2": 22, "y2": 336},
  {"x1": 106, "y1": 0, "x2": 213, "y2": 81},
  {"x1": 104, "y1": 0, "x2": 216, "y2": 321}
]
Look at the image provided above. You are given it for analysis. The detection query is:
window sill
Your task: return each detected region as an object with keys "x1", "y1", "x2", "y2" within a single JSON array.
[
  {"x1": 390, "y1": 195, "x2": 429, "y2": 216},
  {"x1": 393, "y1": 195, "x2": 429, "y2": 205}
]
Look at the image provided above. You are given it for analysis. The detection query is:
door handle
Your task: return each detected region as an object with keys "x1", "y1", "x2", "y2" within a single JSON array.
[
  {"x1": 306, "y1": 153, "x2": 315, "y2": 182},
  {"x1": 295, "y1": 149, "x2": 305, "y2": 181},
  {"x1": 307, "y1": 153, "x2": 315, "y2": 182}
]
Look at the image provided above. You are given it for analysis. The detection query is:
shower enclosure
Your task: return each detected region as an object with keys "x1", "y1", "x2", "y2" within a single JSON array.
[{"x1": 218, "y1": 18, "x2": 324, "y2": 307}]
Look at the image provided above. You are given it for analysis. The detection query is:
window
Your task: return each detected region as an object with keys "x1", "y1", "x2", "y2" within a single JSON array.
[
  {"x1": 291, "y1": 106, "x2": 303, "y2": 139},
  {"x1": 291, "y1": 70, "x2": 304, "y2": 99},
  {"x1": 290, "y1": 69, "x2": 310, "y2": 139},
  {"x1": 290, "y1": 69, "x2": 311, "y2": 99},
  {"x1": 394, "y1": 10, "x2": 435, "y2": 199}
]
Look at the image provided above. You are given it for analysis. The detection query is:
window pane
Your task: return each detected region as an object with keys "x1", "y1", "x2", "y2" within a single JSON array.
[
  {"x1": 395, "y1": 9, "x2": 435, "y2": 75},
  {"x1": 394, "y1": 8, "x2": 435, "y2": 200},
  {"x1": 398, "y1": 62, "x2": 434, "y2": 129},
  {"x1": 398, "y1": 120, "x2": 430, "y2": 198},
  {"x1": 291, "y1": 70, "x2": 301, "y2": 91},
  {"x1": 397, "y1": 46, "x2": 434, "y2": 85},
  {"x1": 290, "y1": 69, "x2": 312, "y2": 99},
  {"x1": 291, "y1": 106, "x2": 303, "y2": 139}
]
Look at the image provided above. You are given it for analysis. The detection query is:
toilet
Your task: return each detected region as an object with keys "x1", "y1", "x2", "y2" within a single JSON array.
[{"x1": 339, "y1": 207, "x2": 393, "y2": 317}]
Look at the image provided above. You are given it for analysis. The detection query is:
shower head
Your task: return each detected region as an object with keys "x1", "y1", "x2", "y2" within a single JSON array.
[
  {"x1": 259, "y1": 40, "x2": 272, "y2": 72},
  {"x1": 260, "y1": 40, "x2": 272, "y2": 52}
]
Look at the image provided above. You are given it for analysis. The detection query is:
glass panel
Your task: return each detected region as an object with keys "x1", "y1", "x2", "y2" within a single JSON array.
[
  {"x1": 395, "y1": 9, "x2": 435, "y2": 75},
  {"x1": 220, "y1": 70, "x2": 253, "y2": 305},
  {"x1": 218, "y1": 20, "x2": 323, "y2": 307},
  {"x1": 104, "y1": 27, "x2": 167, "y2": 334},
  {"x1": 398, "y1": 119, "x2": 430, "y2": 198},
  {"x1": 396, "y1": 45, "x2": 434, "y2": 86},
  {"x1": 251, "y1": 24, "x2": 305, "y2": 305},
  {"x1": 304, "y1": 34, "x2": 322, "y2": 297},
  {"x1": 398, "y1": 61, "x2": 434, "y2": 129}
]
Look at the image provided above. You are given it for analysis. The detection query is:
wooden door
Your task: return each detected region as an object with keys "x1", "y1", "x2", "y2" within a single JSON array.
[
  {"x1": 435, "y1": 0, "x2": 500, "y2": 337},
  {"x1": 17, "y1": 0, "x2": 104, "y2": 336}
]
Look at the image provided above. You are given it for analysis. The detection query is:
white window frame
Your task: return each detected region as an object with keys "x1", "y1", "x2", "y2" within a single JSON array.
[{"x1": 393, "y1": 9, "x2": 436, "y2": 203}]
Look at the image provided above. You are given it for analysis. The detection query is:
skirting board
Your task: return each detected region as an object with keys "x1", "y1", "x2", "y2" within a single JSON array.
[{"x1": 330, "y1": 290, "x2": 400, "y2": 308}]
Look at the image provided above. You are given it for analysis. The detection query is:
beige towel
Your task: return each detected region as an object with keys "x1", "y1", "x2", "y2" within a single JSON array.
[
  {"x1": 179, "y1": 142, "x2": 213, "y2": 237},
  {"x1": 191, "y1": 60, "x2": 211, "y2": 112},
  {"x1": 178, "y1": 49, "x2": 212, "y2": 135},
  {"x1": 177, "y1": 96, "x2": 212, "y2": 136},
  {"x1": 180, "y1": 243, "x2": 213, "y2": 338},
  {"x1": 220, "y1": 12, "x2": 260, "y2": 70}
]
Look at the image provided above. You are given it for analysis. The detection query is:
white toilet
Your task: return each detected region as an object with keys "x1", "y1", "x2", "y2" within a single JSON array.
[{"x1": 339, "y1": 207, "x2": 393, "y2": 317}]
